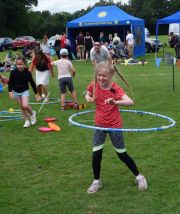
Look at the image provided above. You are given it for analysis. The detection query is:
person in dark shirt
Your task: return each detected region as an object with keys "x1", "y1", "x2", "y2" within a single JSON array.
[
  {"x1": 169, "y1": 32, "x2": 180, "y2": 59},
  {"x1": 30, "y1": 49, "x2": 53, "y2": 101},
  {"x1": 8, "y1": 56, "x2": 38, "y2": 128},
  {"x1": 84, "y1": 32, "x2": 94, "y2": 62},
  {"x1": 54, "y1": 34, "x2": 61, "y2": 59},
  {"x1": 76, "y1": 31, "x2": 85, "y2": 61}
]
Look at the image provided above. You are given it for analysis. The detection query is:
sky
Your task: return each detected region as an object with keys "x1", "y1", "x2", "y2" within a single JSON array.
[{"x1": 32, "y1": 0, "x2": 129, "y2": 14}]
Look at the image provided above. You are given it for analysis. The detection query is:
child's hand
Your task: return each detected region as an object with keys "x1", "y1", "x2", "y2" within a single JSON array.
[
  {"x1": 85, "y1": 94, "x2": 94, "y2": 103},
  {"x1": 105, "y1": 98, "x2": 116, "y2": 105},
  {"x1": 9, "y1": 92, "x2": 14, "y2": 99}
]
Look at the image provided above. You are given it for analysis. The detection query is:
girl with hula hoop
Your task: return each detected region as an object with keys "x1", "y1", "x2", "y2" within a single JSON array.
[
  {"x1": 85, "y1": 62, "x2": 148, "y2": 193},
  {"x1": 8, "y1": 56, "x2": 39, "y2": 128}
]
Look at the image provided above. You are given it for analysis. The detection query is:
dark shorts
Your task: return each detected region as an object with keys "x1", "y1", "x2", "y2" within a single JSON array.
[
  {"x1": 93, "y1": 130, "x2": 126, "y2": 153},
  {"x1": 58, "y1": 77, "x2": 74, "y2": 93},
  {"x1": 85, "y1": 45, "x2": 93, "y2": 53}
]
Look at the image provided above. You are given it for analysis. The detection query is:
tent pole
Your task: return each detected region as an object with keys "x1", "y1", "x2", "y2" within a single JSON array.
[{"x1": 172, "y1": 57, "x2": 175, "y2": 91}]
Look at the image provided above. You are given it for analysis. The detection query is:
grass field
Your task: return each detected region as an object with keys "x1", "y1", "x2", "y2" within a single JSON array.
[{"x1": 0, "y1": 39, "x2": 180, "y2": 214}]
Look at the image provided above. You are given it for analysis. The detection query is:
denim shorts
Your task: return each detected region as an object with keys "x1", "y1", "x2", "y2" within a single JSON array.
[
  {"x1": 93, "y1": 130, "x2": 126, "y2": 153},
  {"x1": 13, "y1": 90, "x2": 29, "y2": 97}
]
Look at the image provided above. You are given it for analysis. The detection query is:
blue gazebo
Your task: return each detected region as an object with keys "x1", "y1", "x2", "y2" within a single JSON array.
[{"x1": 67, "y1": 5, "x2": 145, "y2": 57}]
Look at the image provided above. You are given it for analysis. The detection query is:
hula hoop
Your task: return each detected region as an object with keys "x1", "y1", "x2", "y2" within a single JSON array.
[
  {"x1": 29, "y1": 98, "x2": 60, "y2": 105},
  {"x1": 0, "y1": 110, "x2": 36, "y2": 122},
  {"x1": 68, "y1": 109, "x2": 176, "y2": 132}
]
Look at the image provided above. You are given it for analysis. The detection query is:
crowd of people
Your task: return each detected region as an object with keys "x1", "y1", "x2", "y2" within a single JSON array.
[
  {"x1": 74, "y1": 30, "x2": 134, "y2": 62},
  {"x1": 44, "y1": 30, "x2": 134, "y2": 63}
]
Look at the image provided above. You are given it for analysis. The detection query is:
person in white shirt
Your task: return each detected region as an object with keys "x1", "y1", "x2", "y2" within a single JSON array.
[
  {"x1": 51, "y1": 48, "x2": 78, "y2": 111},
  {"x1": 126, "y1": 30, "x2": 134, "y2": 58},
  {"x1": 41, "y1": 35, "x2": 50, "y2": 55}
]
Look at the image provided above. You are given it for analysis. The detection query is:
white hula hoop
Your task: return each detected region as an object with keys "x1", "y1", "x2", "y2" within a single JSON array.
[
  {"x1": 68, "y1": 109, "x2": 176, "y2": 132},
  {"x1": 0, "y1": 110, "x2": 36, "y2": 122}
]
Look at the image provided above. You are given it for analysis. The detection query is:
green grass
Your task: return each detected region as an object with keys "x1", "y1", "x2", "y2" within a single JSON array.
[{"x1": 0, "y1": 41, "x2": 180, "y2": 214}]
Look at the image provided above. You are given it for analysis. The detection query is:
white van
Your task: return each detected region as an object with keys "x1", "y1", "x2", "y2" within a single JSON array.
[{"x1": 169, "y1": 23, "x2": 180, "y2": 36}]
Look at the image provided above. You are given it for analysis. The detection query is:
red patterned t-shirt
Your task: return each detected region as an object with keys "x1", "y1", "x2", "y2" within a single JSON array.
[{"x1": 87, "y1": 81, "x2": 125, "y2": 128}]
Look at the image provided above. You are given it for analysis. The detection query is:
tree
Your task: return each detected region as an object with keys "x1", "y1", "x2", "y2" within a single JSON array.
[
  {"x1": 127, "y1": 0, "x2": 180, "y2": 33},
  {"x1": 0, "y1": 0, "x2": 37, "y2": 37}
]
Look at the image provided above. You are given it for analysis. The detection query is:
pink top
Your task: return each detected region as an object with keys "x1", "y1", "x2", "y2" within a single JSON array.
[{"x1": 87, "y1": 81, "x2": 125, "y2": 128}]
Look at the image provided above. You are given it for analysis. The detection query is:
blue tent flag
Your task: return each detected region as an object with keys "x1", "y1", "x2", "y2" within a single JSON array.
[{"x1": 155, "y1": 58, "x2": 162, "y2": 68}]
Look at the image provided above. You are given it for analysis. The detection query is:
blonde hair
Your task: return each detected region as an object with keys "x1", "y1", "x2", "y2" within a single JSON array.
[
  {"x1": 92, "y1": 61, "x2": 134, "y2": 100},
  {"x1": 94, "y1": 62, "x2": 114, "y2": 81},
  {"x1": 92, "y1": 62, "x2": 115, "y2": 101}
]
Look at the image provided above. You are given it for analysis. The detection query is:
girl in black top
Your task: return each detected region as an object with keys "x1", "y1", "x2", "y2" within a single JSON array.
[{"x1": 8, "y1": 56, "x2": 38, "y2": 128}]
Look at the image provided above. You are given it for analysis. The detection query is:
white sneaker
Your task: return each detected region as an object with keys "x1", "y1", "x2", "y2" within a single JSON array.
[
  {"x1": 23, "y1": 120, "x2": 31, "y2": 128},
  {"x1": 87, "y1": 180, "x2": 102, "y2": 193},
  {"x1": 135, "y1": 174, "x2": 148, "y2": 190},
  {"x1": 30, "y1": 112, "x2": 36, "y2": 125},
  {"x1": 42, "y1": 94, "x2": 45, "y2": 99}
]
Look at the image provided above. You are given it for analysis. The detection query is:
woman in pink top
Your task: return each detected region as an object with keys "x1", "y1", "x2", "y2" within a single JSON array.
[{"x1": 85, "y1": 62, "x2": 148, "y2": 193}]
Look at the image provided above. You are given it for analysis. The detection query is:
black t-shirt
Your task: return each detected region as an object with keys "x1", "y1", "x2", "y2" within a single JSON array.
[
  {"x1": 8, "y1": 67, "x2": 37, "y2": 93},
  {"x1": 85, "y1": 36, "x2": 93, "y2": 47},
  {"x1": 76, "y1": 35, "x2": 85, "y2": 45}
]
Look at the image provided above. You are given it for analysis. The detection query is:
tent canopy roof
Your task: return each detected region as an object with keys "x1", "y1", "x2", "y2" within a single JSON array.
[
  {"x1": 67, "y1": 5, "x2": 144, "y2": 28},
  {"x1": 157, "y1": 11, "x2": 180, "y2": 25}
]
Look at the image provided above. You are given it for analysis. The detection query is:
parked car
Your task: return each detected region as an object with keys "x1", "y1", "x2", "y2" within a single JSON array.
[
  {"x1": 48, "y1": 35, "x2": 56, "y2": 47},
  {"x1": 0, "y1": 37, "x2": 13, "y2": 51},
  {"x1": 13, "y1": 36, "x2": 40, "y2": 50},
  {"x1": 144, "y1": 28, "x2": 162, "y2": 53}
]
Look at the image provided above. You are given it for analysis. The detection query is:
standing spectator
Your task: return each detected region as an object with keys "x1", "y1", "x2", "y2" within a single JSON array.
[
  {"x1": 30, "y1": 49, "x2": 54, "y2": 101},
  {"x1": 99, "y1": 32, "x2": 106, "y2": 44},
  {"x1": 61, "y1": 32, "x2": 67, "y2": 49},
  {"x1": 113, "y1": 33, "x2": 121, "y2": 43},
  {"x1": 66, "y1": 38, "x2": 73, "y2": 60},
  {"x1": 50, "y1": 48, "x2": 78, "y2": 111},
  {"x1": 108, "y1": 33, "x2": 113, "y2": 48},
  {"x1": 76, "y1": 31, "x2": 85, "y2": 61},
  {"x1": 85, "y1": 32, "x2": 94, "y2": 62},
  {"x1": 90, "y1": 42, "x2": 112, "y2": 67},
  {"x1": 54, "y1": 34, "x2": 61, "y2": 59},
  {"x1": 169, "y1": 32, "x2": 180, "y2": 59},
  {"x1": 108, "y1": 33, "x2": 113, "y2": 43},
  {"x1": 126, "y1": 30, "x2": 134, "y2": 58},
  {"x1": 41, "y1": 35, "x2": 50, "y2": 55}
]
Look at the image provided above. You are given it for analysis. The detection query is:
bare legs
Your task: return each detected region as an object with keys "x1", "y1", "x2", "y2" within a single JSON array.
[
  {"x1": 37, "y1": 84, "x2": 48, "y2": 99},
  {"x1": 61, "y1": 90, "x2": 78, "y2": 110},
  {"x1": 15, "y1": 96, "x2": 33, "y2": 120}
]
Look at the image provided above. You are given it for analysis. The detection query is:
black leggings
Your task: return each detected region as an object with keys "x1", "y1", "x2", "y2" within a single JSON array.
[{"x1": 92, "y1": 149, "x2": 139, "y2": 180}]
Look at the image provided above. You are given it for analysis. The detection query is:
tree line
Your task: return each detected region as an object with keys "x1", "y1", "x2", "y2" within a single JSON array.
[{"x1": 0, "y1": 0, "x2": 179, "y2": 39}]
